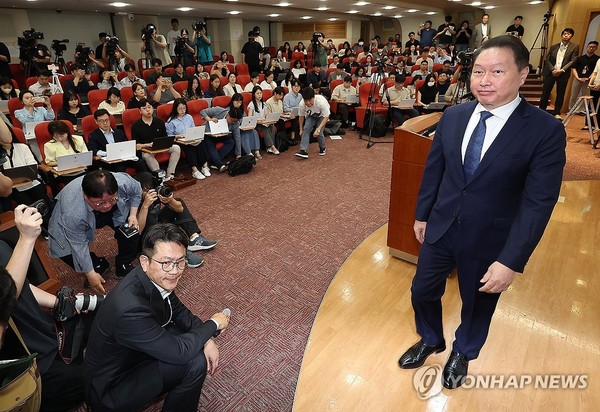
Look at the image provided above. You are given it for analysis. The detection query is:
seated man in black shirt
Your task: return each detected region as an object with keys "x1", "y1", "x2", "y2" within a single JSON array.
[
  {"x1": 88, "y1": 109, "x2": 147, "y2": 173},
  {"x1": 0, "y1": 205, "x2": 98, "y2": 412},
  {"x1": 131, "y1": 99, "x2": 181, "y2": 181},
  {"x1": 342, "y1": 54, "x2": 360, "y2": 74},
  {"x1": 64, "y1": 63, "x2": 98, "y2": 104}
]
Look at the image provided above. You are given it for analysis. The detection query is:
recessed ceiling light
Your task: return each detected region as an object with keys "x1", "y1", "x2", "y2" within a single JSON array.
[
  {"x1": 110, "y1": 2, "x2": 129, "y2": 6},
  {"x1": 372, "y1": 12, "x2": 382, "y2": 16},
  {"x1": 177, "y1": 7, "x2": 192, "y2": 11},
  {"x1": 316, "y1": 6, "x2": 329, "y2": 10},
  {"x1": 224, "y1": 0, "x2": 239, "y2": 2},
  {"x1": 470, "y1": 1, "x2": 482, "y2": 5},
  {"x1": 268, "y1": 13, "x2": 281, "y2": 17},
  {"x1": 26, "y1": 0, "x2": 37, "y2": 2},
  {"x1": 354, "y1": 1, "x2": 369, "y2": 5},
  {"x1": 426, "y1": 11, "x2": 436, "y2": 15},
  {"x1": 528, "y1": 0, "x2": 543, "y2": 3},
  {"x1": 407, "y1": 9, "x2": 418, "y2": 12},
  {"x1": 301, "y1": 16, "x2": 312, "y2": 19},
  {"x1": 277, "y1": 2, "x2": 291, "y2": 6},
  {"x1": 483, "y1": 5, "x2": 495, "y2": 9},
  {"x1": 347, "y1": 10, "x2": 359, "y2": 13},
  {"x1": 383, "y1": 5, "x2": 396, "y2": 9},
  {"x1": 393, "y1": 14, "x2": 403, "y2": 18},
  {"x1": 227, "y1": 10, "x2": 241, "y2": 14},
  {"x1": 328, "y1": 17, "x2": 338, "y2": 21}
]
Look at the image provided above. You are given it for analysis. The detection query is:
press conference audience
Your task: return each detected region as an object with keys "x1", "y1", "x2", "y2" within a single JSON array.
[
  {"x1": 0, "y1": 77, "x2": 18, "y2": 100},
  {"x1": 204, "y1": 74, "x2": 225, "y2": 98},
  {"x1": 127, "y1": 82, "x2": 148, "y2": 109},
  {"x1": 14, "y1": 90, "x2": 55, "y2": 132},
  {"x1": 57, "y1": 90, "x2": 91, "y2": 126},
  {"x1": 43, "y1": 120, "x2": 87, "y2": 166},
  {"x1": 29, "y1": 70, "x2": 60, "y2": 97},
  {"x1": 119, "y1": 64, "x2": 147, "y2": 88},
  {"x1": 150, "y1": 76, "x2": 182, "y2": 105},
  {"x1": 223, "y1": 73, "x2": 243, "y2": 97},
  {"x1": 98, "y1": 87, "x2": 126, "y2": 115},
  {"x1": 187, "y1": 77, "x2": 203, "y2": 100},
  {"x1": 65, "y1": 64, "x2": 97, "y2": 103}
]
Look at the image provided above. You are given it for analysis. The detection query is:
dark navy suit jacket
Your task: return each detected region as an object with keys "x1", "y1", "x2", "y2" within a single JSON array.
[
  {"x1": 415, "y1": 98, "x2": 566, "y2": 272},
  {"x1": 87, "y1": 127, "x2": 128, "y2": 156}
]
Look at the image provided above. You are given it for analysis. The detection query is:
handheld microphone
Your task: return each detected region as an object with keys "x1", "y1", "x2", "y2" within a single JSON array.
[{"x1": 212, "y1": 308, "x2": 231, "y2": 337}]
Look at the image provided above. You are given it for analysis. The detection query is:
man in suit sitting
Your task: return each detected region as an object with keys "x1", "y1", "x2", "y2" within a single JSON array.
[
  {"x1": 84, "y1": 223, "x2": 230, "y2": 412},
  {"x1": 539, "y1": 28, "x2": 579, "y2": 119},
  {"x1": 397, "y1": 35, "x2": 566, "y2": 389},
  {"x1": 88, "y1": 109, "x2": 146, "y2": 173}
]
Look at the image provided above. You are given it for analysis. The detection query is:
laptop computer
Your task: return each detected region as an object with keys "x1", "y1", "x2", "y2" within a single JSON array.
[
  {"x1": 344, "y1": 94, "x2": 359, "y2": 104},
  {"x1": 240, "y1": 116, "x2": 258, "y2": 130},
  {"x1": 113, "y1": 114, "x2": 123, "y2": 124},
  {"x1": 279, "y1": 61, "x2": 291, "y2": 70},
  {"x1": 25, "y1": 121, "x2": 45, "y2": 137},
  {"x1": 398, "y1": 98, "x2": 416, "y2": 109},
  {"x1": 264, "y1": 112, "x2": 281, "y2": 123},
  {"x1": 53, "y1": 151, "x2": 93, "y2": 171},
  {"x1": 0, "y1": 100, "x2": 8, "y2": 114},
  {"x1": 149, "y1": 136, "x2": 175, "y2": 151},
  {"x1": 75, "y1": 117, "x2": 83, "y2": 132},
  {"x1": 3, "y1": 164, "x2": 38, "y2": 184},
  {"x1": 181, "y1": 126, "x2": 205, "y2": 142},
  {"x1": 105, "y1": 140, "x2": 137, "y2": 162},
  {"x1": 205, "y1": 119, "x2": 229, "y2": 135},
  {"x1": 426, "y1": 102, "x2": 447, "y2": 110}
]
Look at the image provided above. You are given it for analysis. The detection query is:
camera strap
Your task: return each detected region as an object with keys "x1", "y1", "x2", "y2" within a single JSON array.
[{"x1": 54, "y1": 317, "x2": 85, "y2": 365}]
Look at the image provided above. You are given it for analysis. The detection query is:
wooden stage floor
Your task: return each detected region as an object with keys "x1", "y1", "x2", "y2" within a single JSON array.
[{"x1": 294, "y1": 180, "x2": 599, "y2": 411}]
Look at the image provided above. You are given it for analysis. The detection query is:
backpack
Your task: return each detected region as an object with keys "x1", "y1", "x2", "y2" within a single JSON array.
[
  {"x1": 274, "y1": 131, "x2": 289, "y2": 153},
  {"x1": 363, "y1": 110, "x2": 387, "y2": 137},
  {"x1": 227, "y1": 155, "x2": 256, "y2": 176}
]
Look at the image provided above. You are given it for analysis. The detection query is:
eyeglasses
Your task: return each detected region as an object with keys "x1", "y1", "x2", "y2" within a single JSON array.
[
  {"x1": 148, "y1": 256, "x2": 188, "y2": 272},
  {"x1": 93, "y1": 196, "x2": 118, "y2": 207},
  {"x1": 97, "y1": 118, "x2": 111, "y2": 123}
]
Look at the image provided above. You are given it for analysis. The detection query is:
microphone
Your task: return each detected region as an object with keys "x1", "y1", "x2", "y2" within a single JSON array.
[{"x1": 212, "y1": 308, "x2": 231, "y2": 337}]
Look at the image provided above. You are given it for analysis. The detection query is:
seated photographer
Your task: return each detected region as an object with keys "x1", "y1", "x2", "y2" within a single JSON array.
[
  {"x1": 131, "y1": 99, "x2": 181, "y2": 181},
  {"x1": 211, "y1": 51, "x2": 231, "y2": 78},
  {"x1": 57, "y1": 90, "x2": 91, "y2": 126},
  {"x1": 97, "y1": 69, "x2": 119, "y2": 90},
  {"x1": 331, "y1": 76, "x2": 358, "y2": 128},
  {"x1": 29, "y1": 70, "x2": 60, "y2": 97},
  {"x1": 134, "y1": 172, "x2": 217, "y2": 257},
  {"x1": 200, "y1": 99, "x2": 238, "y2": 171},
  {"x1": 85, "y1": 223, "x2": 229, "y2": 412},
  {"x1": 98, "y1": 87, "x2": 126, "y2": 115},
  {"x1": 0, "y1": 119, "x2": 53, "y2": 227},
  {"x1": 64, "y1": 64, "x2": 98, "y2": 104},
  {"x1": 150, "y1": 75, "x2": 182, "y2": 105},
  {"x1": 48, "y1": 170, "x2": 142, "y2": 293},
  {"x1": 119, "y1": 63, "x2": 147, "y2": 88},
  {"x1": 172, "y1": 62, "x2": 191, "y2": 83},
  {"x1": 14, "y1": 90, "x2": 55, "y2": 131},
  {"x1": 88, "y1": 109, "x2": 146, "y2": 173},
  {"x1": 1, "y1": 205, "x2": 98, "y2": 412}
]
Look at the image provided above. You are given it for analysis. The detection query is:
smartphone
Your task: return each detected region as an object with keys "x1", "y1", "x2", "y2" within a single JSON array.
[
  {"x1": 118, "y1": 225, "x2": 139, "y2": 238},
  {"x1": 33, "y1": 96, "x2": 45, "y2": 104}
]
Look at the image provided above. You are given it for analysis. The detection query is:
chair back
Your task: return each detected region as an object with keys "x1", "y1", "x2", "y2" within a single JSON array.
[
  {"x1": 237, "y1": 74, "x2": 250, "y2": 88},
  {"x1": 235, "y1": 63, "x2": 249, "y2": 76},
  {"x1": 187, "y1": 100, "x2": 209, "y2": 126},
  {"x1": 121, "y1": 108, "x2": 142, "y2": 140},
  {"x1": 49, "y1": 93, "x2": 63, "y2": 115},
  {"x1": 12, "y1": 127, "x2": 27, "y2": 145},
  {"x1": 156, "y1": 103, "x2": 174, "y2": 122},
  {"x1": 329, "y1": 79, "x2": 343, "y2": 93},
  {"x1": 88, "y1": 89, "x2": 108, "y2": 113},
  {"x1": 212, "y1": 96, "x2": 231, "y2": 108},
  {"x1": 173, "y1": 81, "x2": 188, "y2": 95},
  {"x1": 35, "y1": 120, "x2": 75, "y2": 162},
  {"x1": 8, "y1": 98, "x2": 24, "y2": 128},
  {"x1": 120, "y1": 87, "x2": 134, "y2": 107},
  {"x1": 262, "y1": 89, "x2": 273, "y2": 101},
  {"x1": 25, "y1": 77, "x2": 38, "y2": 89}
]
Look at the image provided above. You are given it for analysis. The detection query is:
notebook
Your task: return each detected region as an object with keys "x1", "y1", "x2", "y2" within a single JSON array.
[
  {"x1": 105, "y1": 140, "x2": 137, "y2": 161},
  {"x1": 398, "y1": 98, "x2": 416, "y2": 109},
  {"x1": 205, "y1": 119, "x2": 229, "y2": 135},
  {"x1": 53, "y1": 151, "x2": 93, "y2": 171},
  {"x1": 149, "y1": 136, "x2": 175, "y2": 150},
  {"x1": 181, "y1": 126, "x2": 205, "y2": 142},
  {"x1": 2, "y1": 164, "x2": 38, "y2": 184},
  {"x1": 240, "y1": 116, "x2": 258, "y2": 130}
]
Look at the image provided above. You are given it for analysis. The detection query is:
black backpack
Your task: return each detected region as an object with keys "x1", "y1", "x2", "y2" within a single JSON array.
[
  {"x1": 227, "y1": 155, "x2": 256, "y2": 176},
  {"x1": 274, "y1": 131, "x2": 289, "y2": 153},
  {"x1": 363, "y1": 110, "x2": 387, "y2": 137}
]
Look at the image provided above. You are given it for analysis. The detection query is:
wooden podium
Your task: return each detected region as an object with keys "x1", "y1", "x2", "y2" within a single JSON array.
[{"x1": 387, "y1": 113, "x2": 442, "y2": 263}]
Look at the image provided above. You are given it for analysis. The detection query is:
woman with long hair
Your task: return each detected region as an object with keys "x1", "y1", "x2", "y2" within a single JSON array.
[
  {"x1": 204, "y1": 74, "x2": 224, "y2": 98},
  {"x1": 0, "y1": 77, "x2": 18, "y2": 100},
  {"x1": 98, "y1": 87, "x2": 126, "y2": 115},
  {"x1": 281, "y1": 71, "x2": 295, "y2": 90},
  {"x1": 57, "y1": 90, "x2": 91, "y2": 127},
  {"x1": 280, "y1": 42, "x2": 292, "y2": 60},
  {"x1": 127, "y1": 82, "x2": 148, "y2": 109},
  {"x1": 247, "y1": 85, "x2": 278, "y2": 155},
  {"x1": 43, "y1": 120, "x2": 87, "y2": 166},
  {"x1": 186, "y1": 76, "x2": 203, "y2": 100},
  {"x1": 223, "y1": 73, "x2": 243, "y2": 97},
  {"x1": 194, "y1": 62, "x2": 210, "y2": 80},
  {"x1": 211, "y1": 51, "x2": 231, "y2": 78},
  {"x1": 97, "y1": 69, "x2": 119, "y2": 90},
  {"x1": 291, "y1": 59, "x2": 306, "y2": 79},
  {"x1": 165, "y1": 98, "x2": 211, "y2": 180}
]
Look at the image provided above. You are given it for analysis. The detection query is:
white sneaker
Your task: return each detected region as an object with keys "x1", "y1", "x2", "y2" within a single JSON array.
[
  {"x1": 201, "y1": 166, "x2": 211, "y2": 177},
  {"x1": 163, "y1": 174, "x2": 174, "y2": 182},
  {"x1": 192, "y1": 170, "x2": 205, "y2": 180}
]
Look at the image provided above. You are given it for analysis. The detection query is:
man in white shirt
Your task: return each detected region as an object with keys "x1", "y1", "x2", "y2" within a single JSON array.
[
  {"x1": 28, "y1": 70, "x2": 60, "y2": 97},
  {"x1": 166, "y1": 18, "x2": 180, "y2": 59},
  {"x1": 295, "y1": 87, "x2": 329, "y2": 158},
  {"x1": 331, "y1": 75, "x2": 357, "y2": 128},
  {"x1": 253, "y1": 26, "x2": 265, "y2": 48},
  {"x1": 119, "y1": 63, "x2": 147, "y2": 88}
]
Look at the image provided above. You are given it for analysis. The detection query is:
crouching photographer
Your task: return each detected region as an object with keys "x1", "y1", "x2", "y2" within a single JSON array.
[
  {"x1": 134, "y1": 172, "x2": 217, "y2": 268},
  {"x1": 0, "y1": 205, "x2": 103, "y2": 411}
]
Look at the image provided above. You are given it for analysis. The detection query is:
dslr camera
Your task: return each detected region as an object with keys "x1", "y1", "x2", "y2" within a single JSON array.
[
  {"x1": 193, "y1": 21, "x2": 207, "y2": 32},
  {"x1": 53, "y1": 286, "x2": 105, "y2": 321},
  {"x1": 311, "y1": 31, "x2": 324, "y2": 46},
  {"x1": 152, "y1": 170, "x2": 173, "y2": 198},
  {"x1": 174, "y1": 37, "x2": 186, "y2": 56},
  {"x1": 75, "y1": 44, "x2": 92, "y2": 66},
  {"x1": 141, "y1": 24, "x2": 156, "y2": 41}
]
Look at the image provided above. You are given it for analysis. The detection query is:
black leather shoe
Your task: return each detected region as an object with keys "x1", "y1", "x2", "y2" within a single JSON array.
[
  {"x1": 94, "y1": 257, "x2": 111, "y2": 276},
  {"x1": 442, "y1": 351, "x2": 469, "y2": 389},
  {"x1": 116, "y1": 263, "x2": 134, "y2": 278},
  {"x1": 398, "y1": 339, "x2": 446, "y2": 369}
]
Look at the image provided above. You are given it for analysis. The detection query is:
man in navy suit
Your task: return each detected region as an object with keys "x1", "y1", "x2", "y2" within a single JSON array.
[
  {"x1": 398, "y1": 36, "x2": 566, "y2": 389},
  {"x1": 539, "y1": 28, "x2": 579, "y2": 119},
  {"x1": 85, "y1": 223, "x2": 230, "y2": 411}
]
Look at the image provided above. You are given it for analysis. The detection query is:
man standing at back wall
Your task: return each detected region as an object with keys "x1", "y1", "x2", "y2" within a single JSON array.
[{"x1": 397, "y1": 35, "x2": 565, "y2": 389}]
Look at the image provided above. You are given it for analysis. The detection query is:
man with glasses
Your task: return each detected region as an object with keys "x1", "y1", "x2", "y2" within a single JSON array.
[
  {"x1": 48, "y1": 170, "x2": 142, "y2": 293},
  {"x1": 118, "y1": 63, "x2": 147, "y2": 88},
  {"x1": 85, "y1": 223, "x2": 230, "y2": 412}
]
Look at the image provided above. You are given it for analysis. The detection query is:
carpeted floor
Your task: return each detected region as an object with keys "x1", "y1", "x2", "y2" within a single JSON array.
[{"x1": 45, "y1": 113, "x2": 598, "y2": 411}]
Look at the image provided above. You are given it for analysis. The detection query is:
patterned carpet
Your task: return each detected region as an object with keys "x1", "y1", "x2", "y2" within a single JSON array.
[
  {"x1": 45, "y1": 112, "x2": 598, "y2": 411},
  {"x1": 48, "y1": 130, "x2": 395, "y2": 411}
]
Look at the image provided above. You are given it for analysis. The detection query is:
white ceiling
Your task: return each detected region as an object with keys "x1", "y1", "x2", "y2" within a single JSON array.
[{"x1": 4, "y1": 0, "x2": 548, "y2": 23}]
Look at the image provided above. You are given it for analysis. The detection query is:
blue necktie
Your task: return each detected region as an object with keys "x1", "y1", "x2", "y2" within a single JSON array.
[{"x1": 463, "y1": 111, "x2": 493, "y2": 182}]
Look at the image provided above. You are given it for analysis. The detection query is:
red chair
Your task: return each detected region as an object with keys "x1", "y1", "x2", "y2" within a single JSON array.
[
  {"x1": 8, "y1": 98, "x2": 24, "y2": 128},
  {"x1": 156, "y1": 103, "x2": 174, "y2": 122},
  {"x1": 87, "y1": 89, "x2": 108, "y2": 113},
  {"x1": 50, "y1": 93, "x2": 63, "y2": 115},
  {"x1": 355, "y1": 82, "x2": 388, "y2": 130},
  {"x1": 212, "y1": 96, "x2": 231, "y2": 108},
  {"x1": 411, "y1": 65, "x2": 422, "y2": 74},
  {"x1": 204, "y1": 65, "x2": 212, "y2": 75},
  {"x1": 432, "y1": 63, "x2": 443, "y2": 74},
  {"x1": 200, "y1": 79, "x2": 210, "y2": 92},
  {"x1": 146, "y1": 84, "x2": 157, "y2": 95},
  {"x1": 11, "y1": 79, "x2": 19, "y2": 90},
  {"x1": 326, "y1": 68, "x2": 336, "y2": 79},
  {"x1": 117, "y1": 71, "x2": 128, "y2": 81},
  {"x1": 142, "y1": 69, "x2": 155, "y2": 83},
  {"x1": 120, "y1": 87, "x2": 134, "y2": 107},
  {"x1": 414, "y1": 80, "x2": 426, "y2": 105},
  {"x1": 261, "y1": 89, "x2": 273, "y2": 101},
  {"x1": 163, "y1": 68, "x2": 175, "y2": 77},
  {"x1": 121, "y1": 109, "x2": 142, "y2": 140},
  {"x1": 173, "y1": 81, "x2": 188, "y2": 95},
  {"x1": 12, "y1": 127, "x2": 27, "y2": 145},
  {"x1": 328, "y1": 79, "x2": 344, "y2": 114},
  {"x1": 235, "y1": 63, "x2": 249, "y2": 76},
  {"x1": 25, "y1": 77, "x2": 38, "y2": 89},
  {"x1": 81, "y1": 114, "x2": 118, "y2": 142},
  {"x1": 90, "y1": 73, "x2": 100, "y2": 86},
  {"x1": 187, "y1": 100, "x2": 209, "y2": 126},
  {"x1": 404, "y1": 76, "x2": 413, "y2": 87},
  {"x1": 227, "y1": 55, "x2": 235, "y2": 63},
  {"x1": 292, "y1": 52, "x2": 304, "y2": 63},
  {"x1": 237, "y1": 75, "x2": 250, "y2": 88},
  {"x1": 219, "y1": 76, "x2": 228, "y2": 88},
  {"x1": 34, "y1": 120, "x2": 75, "y2": 163},
  {"x1": 185, "y1": 67, "x2": 195, "y2": 77},
  {"x1": 58, "y1": 74, "x2": 74, "y2": 90},
  {"x1": 241, "y1": 92, "x2": 252, "y2": 114}
]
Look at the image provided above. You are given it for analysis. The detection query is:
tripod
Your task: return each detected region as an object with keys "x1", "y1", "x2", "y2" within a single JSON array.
[
  {"x1": 52, "y1": 52, "x2": 67, "y2": 75},
  {"x1": 359, "y1": 67, "x2": 394, "y2": 148},
  {"x1": 530, "y1": 15, "x2": 551, "y2": 74}
]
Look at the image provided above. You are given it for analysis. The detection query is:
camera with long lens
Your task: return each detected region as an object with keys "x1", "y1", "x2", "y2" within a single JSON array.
[
  {"x1": 17, "y1": 28, "x2": 44, "y2": 60},
  {"x1": 151, "y1": 170, "x2": 172, "y2": 197},
  {"x1": 106, "y1": 36, "x2": 119, "y2": 54},
  {"x1": 141, "y1": 24, "x2": 155, "y2": 41},
  {"x1": 51, "y1": 39, "x2": 69, "y2": 56},
  {"x1": 193, "y1": 21, "x2": 207, "y2": 32},
  {"x1": 30, "y1": 199, "x2": 50, "y2": 217},
  {"x1": 311, "y1": 31, "x2": 323, "y2": 46},
  {"x1": 53, "y1": 286, "x2": 105, "y2": 322},
  {"x1": 543, "y1": 11, "x2": 554, "y2": 23}
]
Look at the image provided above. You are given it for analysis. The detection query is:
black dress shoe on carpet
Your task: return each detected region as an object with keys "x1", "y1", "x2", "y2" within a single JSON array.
[
  {"x1": 93, "y1": 257, "x2": 111, "y2": 276},
  {"x1": 398, "y1": 339, "x2": 446, "y2": 369},
  {"x1": 116, "y1": 263, "x2": 135, "y2": 278},
  {"x1": 442, "y1": 351, "x2": 469, "y2": 389}
]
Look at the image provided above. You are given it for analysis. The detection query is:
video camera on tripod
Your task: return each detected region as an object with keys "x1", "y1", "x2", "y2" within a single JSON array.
[
  {"x1": 51, "y1": 39, "x2": 69, "y2": 57},
  {"x1": 75, "y1": 44, "x2": 92, "y2": 67},
  {"x1": 17, "y1": 28, "x2": 44, "y2": 61}
]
